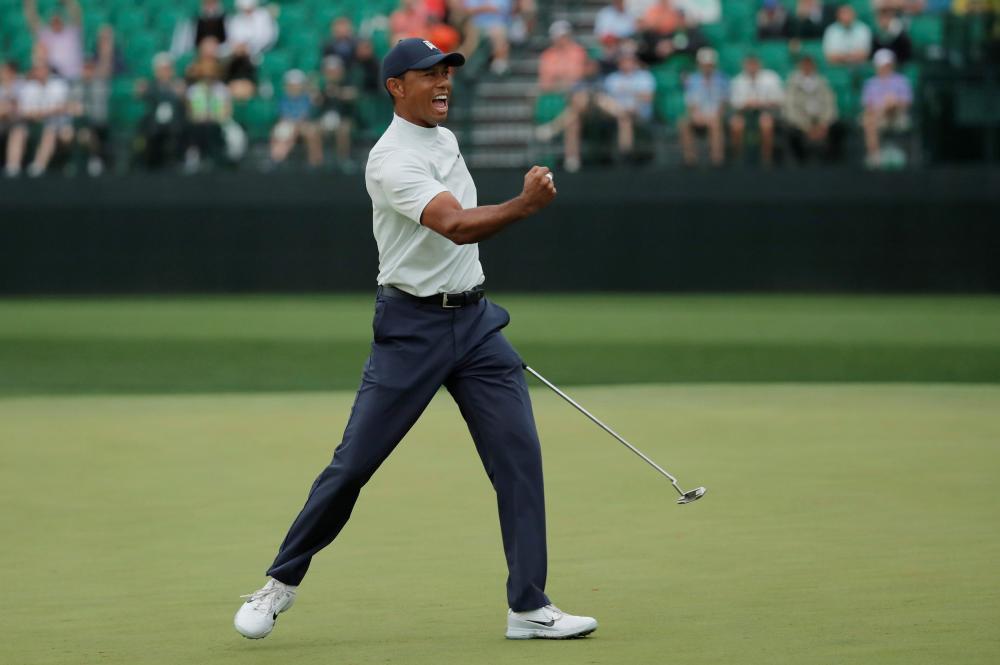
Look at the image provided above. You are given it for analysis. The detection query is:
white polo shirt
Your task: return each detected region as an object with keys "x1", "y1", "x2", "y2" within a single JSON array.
[{"x1": 365, "y1": 114, "x2": 484, "y2": 297}]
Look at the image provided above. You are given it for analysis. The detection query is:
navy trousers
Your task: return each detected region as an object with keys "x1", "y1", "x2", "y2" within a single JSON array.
[{"x1": 267, "y1": 290, "x2": 550, "y2": 612}]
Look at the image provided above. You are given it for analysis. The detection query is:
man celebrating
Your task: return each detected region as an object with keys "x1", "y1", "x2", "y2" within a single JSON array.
[{"x1": 234, "y1": 38, "x2": 598, "y2": 642}]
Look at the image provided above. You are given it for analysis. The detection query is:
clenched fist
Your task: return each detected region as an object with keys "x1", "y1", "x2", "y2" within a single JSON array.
[{"x1": 517, "y1": 165, "x2": 557, "y2": 215}]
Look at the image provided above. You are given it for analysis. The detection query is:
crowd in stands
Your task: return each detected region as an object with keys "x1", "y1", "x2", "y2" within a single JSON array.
[
  {"x1": 0, "y1": 0, "x2": 996, "y2": 176},
  {"x1": 534, "y1": 0, "x2": 984, "y2": 170}
]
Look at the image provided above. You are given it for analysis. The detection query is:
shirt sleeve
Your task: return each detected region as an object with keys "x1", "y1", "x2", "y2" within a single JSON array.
[{"x1": 377, "y1": 150, "x2": 450, "y2": 225}]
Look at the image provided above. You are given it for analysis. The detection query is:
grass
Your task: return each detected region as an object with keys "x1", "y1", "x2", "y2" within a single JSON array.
[
  {"x1": 2, "y1": 295, "x2": 1000, "y2": 394},
  {"x1": 3, "y1": 384, "x2": 999, "y2": 665}
]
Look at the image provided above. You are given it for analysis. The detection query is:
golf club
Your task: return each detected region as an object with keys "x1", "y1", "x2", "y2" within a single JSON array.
[{"x1": 523, "y1": 365, "x2": 707, "y2": 505}]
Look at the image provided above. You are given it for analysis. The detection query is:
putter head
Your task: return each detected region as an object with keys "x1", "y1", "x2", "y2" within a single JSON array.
[{"x1": 677, "y1": 487, "x2": 706, "y2": 505}]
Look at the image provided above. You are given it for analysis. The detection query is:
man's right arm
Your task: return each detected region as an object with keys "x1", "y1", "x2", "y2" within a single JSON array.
[{"x1": 421, "y1": 166, "x2": 557, "y2": 245}]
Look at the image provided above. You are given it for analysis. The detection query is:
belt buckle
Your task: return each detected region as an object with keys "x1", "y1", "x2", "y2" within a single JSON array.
[{"x1": 441, "y1": 292, "x2": 462, "y2": 309}]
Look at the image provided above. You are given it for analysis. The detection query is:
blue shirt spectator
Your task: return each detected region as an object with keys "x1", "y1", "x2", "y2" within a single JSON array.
[
  {"x1": 465, "y1": 0, "x2": 512, "y2": 30},
  {"x1": 605, "y1": 63, "x2": 656, "y2": 120},
  {"x1": 684, "y1": 67, "x2": 728, "y2": 116}
]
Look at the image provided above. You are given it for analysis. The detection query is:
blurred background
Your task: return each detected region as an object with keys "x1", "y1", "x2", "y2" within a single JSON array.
[{"x1": 1, "y1": 0, "x2": 998, "y2": 391}]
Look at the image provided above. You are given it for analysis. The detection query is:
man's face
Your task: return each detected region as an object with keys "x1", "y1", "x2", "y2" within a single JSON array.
[
  {"x1": 837, "y1": 5, "x2": 855, "y2": 26},
  {"x1": 744, "y1": 58, "x2": 760, "y2": 76},
  {"x1": 390, "y1": 62, "x2": 452, "y2": 127},
  {"x1": 799, "y1": 58, "x2": 816, "y2": 76},
  {"x1": 877, "y1": 61, "x2": 894, "y2": 76},
  {"x1": 618, "y1": 54, "x2": 637, "y2": 74},
  {"x1": 31, "y1": 63, "x2": 48, "y2": 81},
  {"x1": 155, "y1": 61, "x2": 173, "y2": 82},
  {"x1": 333, "y1": 18, "x2": 352, "y2": 39},
  {"x1": 50, "y1": 14, "x2": 64, "y2": 32}
]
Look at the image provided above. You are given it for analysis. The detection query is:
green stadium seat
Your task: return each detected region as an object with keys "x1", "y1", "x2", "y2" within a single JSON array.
[
  {"x1": 534, "y1": 92, "x2": 566, "y2": 125},
  {"x1": 652, "y1": 64, "x2": 683, "y2": 91},
  {"x1": 909, "y1": 15, "x2": 943, "y2": 52},
  {"x1": 260, "y1": 50, "x2": 293, "y2": 87},
  {"x1": 723, "y1": 2, "x2": 754, "y2": 44},
  {"x1": 655, "y1": 90, "x2": 686, "y2": 124},
  {"x1": 756, "y1": 41, "x2": 792, "y2": 75},
  {"x1": 796, "y1": 39, "x2": 825, "y2": 65},
  {"x1": 233, "y1": 97, "x2": 277, "y2": 141},
  {"x1": 700, "y1": 21, "x2": 726, "y2": 47},
  {"x1": 719, "y1": 44, "x2": 748, "y2": 76}
]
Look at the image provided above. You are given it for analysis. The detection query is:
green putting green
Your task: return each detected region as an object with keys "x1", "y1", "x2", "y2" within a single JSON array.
[
  {"x1": 1, "y1": 295, "x2": 999, "y2": 394},
  {"x1": 3, "y1": 384, "x2": 998, "y2": 665}
]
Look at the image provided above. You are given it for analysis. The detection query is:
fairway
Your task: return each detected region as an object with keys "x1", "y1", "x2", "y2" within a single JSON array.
[
  {"x1": 2, "y1": 295, "x2": 1000, "y2": 395},
  {"x1": 3, "y1": 384, "x2": 999, "y2": 665}
]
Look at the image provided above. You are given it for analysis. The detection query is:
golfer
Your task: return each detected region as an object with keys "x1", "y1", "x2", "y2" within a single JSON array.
[{"x1": 234, "y1": 38, "x2": 597, "y2": 641}]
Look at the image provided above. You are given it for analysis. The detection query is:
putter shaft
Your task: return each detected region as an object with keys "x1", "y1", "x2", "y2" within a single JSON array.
[{"x1": 523, "y1": 365, "x2": 685, "y2": 497}]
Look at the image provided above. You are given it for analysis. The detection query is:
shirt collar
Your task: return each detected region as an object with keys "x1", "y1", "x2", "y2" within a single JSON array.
[{"x1": 391, "y1": 113, "x2": 440, "y2": 144}]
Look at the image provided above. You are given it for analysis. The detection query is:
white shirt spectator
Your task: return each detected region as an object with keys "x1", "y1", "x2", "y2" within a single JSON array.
[
  {"x1": 730, "y1": 68, "x2": 783, "y2": 109},
  {"x1": 17, "y1": 77, "x2": 70, "y2": 116},
  {"x1": 676, "y1": 0, "x2": 721, "y2": 25},
  {"x1": 226, "y1": 4, "x2": 278, "y2": 57},
  {"x1": 39, "y1": 25, "x2": 84, "y2": 80},
  {"x1": 594, "y1": 4, "x2": 637, "y2": 40},
  {"x1": 823, "y1": 21, "x2": 872, "y2": 60}
]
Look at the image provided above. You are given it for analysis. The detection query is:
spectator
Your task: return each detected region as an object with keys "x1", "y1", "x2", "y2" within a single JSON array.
[
  {"x1": 639, "y1": 10, "x2": 708, "y2": 64},
  {"x1": 757, "y1": 0, "x2": 789, "y2": 40},
  {"x1": 511, "y1": 0, "x2": 538, "y2": 43},
  {"x1": 427, "y1": 14, "x2": 463, "y2": 54},
  {"x1": 186, "y1": 36, "x2": 224, "y2": 84},
  {"x1": 601, "y1": 48, "x2": 656, "y2": 160},
  {"x1": 24, "y1": 0, "x2": 84, "y2": 81},
  {"x1": 4, "y1": 59, "x2": 72, "y2": 177},
  {"x1": 594, "y1": 0, "x2": 638, "y2": 43},
  {"x1": 226, "y1": 0, "x2": 278, "y2": 59},
  {"x1": 729, "y1": 53, "x2": 783, "y2": 165},
  {"x1": 270, "y1": 69, "x2": 322, "y2": 168},
  {"x1": 225, "y1": 43, "x2": 258, "y2": 100},
  {"x1": 322, "y1": 17, "x2": 358, "y2": 67},
  {"x1": 69, "y1": 56, "x2": 110, "y2": 176},
  {"x1": 184, "y1": 55, "x2": 232, "y2": 171},
  {"x1": 823, "y1": 4, "x2": 872, "y2": 65},
  {"x1": 316, "y1": 56, "x2": 358, "y2": 171},
  {"x1": 676, "y1": 0, "x2": 722, "y2": 24},
  {"x1": 536, "y1": 55, "x2": 599, "y2": 173},
  {"x1": 861, "y1": 48, "x2": 912, "y2": 167},
  {"x1": 0, "y1": 62, "x2": 22, "y2": 159},
  {"x1": 196, "y1": 0, "x2": 227, "y2": 49},
  {"x1": 786, "y1": 0, "x2": 834, "y2": 40},
  {"x1": 783, "y1": 54, "x2": 843, "y2": 161},
  {"x1": 352, "y1": 39, "x2": 382, "y2": 96},
  {"x1": 679, "y1": 46, "x2": 727, "y2": 166},
  {"x1": 170, "y1": 0, "x2": 227, "y2": 56},
  {"x1": 465, "y1": 0, "x2": 514, "y2": 75},
  {"x1": 872, "y1": 8, "x2": 913, "y2": 64},
  {"x1": 390, "y1": 0, "x2": 430, "y2": 43},
  {"x1": 135, "y1": 53, "x2": 187, "y2": 170},
  {"x1": 538, "y1": 20, "x2": 589, "y2": 93},
  {"x1": 94, "y1": 25, "x2": 128, "y2": 78},
  {"x1": 639, "y1": 0, "x2": 684, "y2": 36}
]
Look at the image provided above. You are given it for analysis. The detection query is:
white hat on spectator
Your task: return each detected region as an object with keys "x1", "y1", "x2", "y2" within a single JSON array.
[
  {"x1": 236, "y1": 0, "x2": 257, "y2": 10},
  {"x1": 549, "y1": 20, "x2": 572, "y2": 39},
  {"x1": 873, "y1": 48, "x2": 896, "y2": 67},
  {"x1": 696, "y1": 47, "x2": 718, "y2": 65},
  {"x1": 284, "y1": 69, "x2": 307, "y2": 85}
]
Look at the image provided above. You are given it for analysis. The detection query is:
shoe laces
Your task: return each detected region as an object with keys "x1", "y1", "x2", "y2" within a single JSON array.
[
  {"x1": 240, "y1": 582, "x2": 288, "y2": 613},
  {"x1": 542, "y1": 605, "x2": 565, "y2": 620}
]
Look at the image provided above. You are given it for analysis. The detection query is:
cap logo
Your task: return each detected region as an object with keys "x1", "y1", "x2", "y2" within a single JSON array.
[{"x1": 422, "y1": 40, "x2": 439, "y2": 52}]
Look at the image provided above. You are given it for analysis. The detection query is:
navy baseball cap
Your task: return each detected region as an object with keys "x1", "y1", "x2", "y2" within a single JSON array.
[{"x1": 382, "y1": 38, "x2": 465, "y2": 90}]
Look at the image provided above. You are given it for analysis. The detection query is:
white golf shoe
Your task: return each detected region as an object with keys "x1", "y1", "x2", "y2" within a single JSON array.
[
  {"x1": 234, "y1": 578, "x2": 297, "y2": 639},
  {"x1": 505, "y1": 604, "x2": 598, "y2": 640}
]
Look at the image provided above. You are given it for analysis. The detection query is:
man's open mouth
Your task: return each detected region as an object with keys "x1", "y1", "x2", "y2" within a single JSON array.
[{"x1": 432, "y1": 94, "x2": 448, "y2": 112}]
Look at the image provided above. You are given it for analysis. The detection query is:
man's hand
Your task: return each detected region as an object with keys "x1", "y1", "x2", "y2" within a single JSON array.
[{"x1": 516, "y1": 165, "x2": 557, "y2": 216}]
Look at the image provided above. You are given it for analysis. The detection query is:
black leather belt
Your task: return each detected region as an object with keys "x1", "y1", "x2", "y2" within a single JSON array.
[{"x1": 380, "y1": 284, "x2": 486, "y2": 309}]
